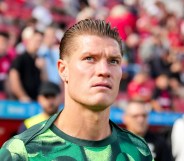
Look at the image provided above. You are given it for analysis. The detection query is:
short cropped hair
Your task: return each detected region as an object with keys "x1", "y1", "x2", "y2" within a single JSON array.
[{"x1": 59, "y1": 19, "x2": 123, "y2": 59}]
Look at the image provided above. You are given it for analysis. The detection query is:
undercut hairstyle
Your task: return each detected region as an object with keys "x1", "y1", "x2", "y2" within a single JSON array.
[{"x1": 59, "y1": 19, "x2": 123, "y2": 59}]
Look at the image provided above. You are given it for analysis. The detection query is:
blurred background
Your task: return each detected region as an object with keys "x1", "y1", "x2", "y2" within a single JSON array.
[{"x1": 0, "y1": 0, "x2": 184, "y2": 160}]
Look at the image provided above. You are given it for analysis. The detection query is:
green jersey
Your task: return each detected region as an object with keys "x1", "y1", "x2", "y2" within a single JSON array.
[{"x1": 0, "y1": 112, "x2": 154, "y2": 161}]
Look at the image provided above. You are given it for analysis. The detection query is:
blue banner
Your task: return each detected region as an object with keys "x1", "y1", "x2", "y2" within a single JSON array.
[
  {"x1": 110, "y1": 107, "x2": 183, "y2": 126},
  {"x1": 0, "y1": 100, "x2": 42, "y2": 119},
  {"x1": 0, "y1": 100, "x2": 183, "y2": 126}
]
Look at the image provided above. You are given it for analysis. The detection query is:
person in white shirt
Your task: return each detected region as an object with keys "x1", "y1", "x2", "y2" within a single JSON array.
[{"x1": 171, "y1": 115, "x2": 184, "y2": 161}]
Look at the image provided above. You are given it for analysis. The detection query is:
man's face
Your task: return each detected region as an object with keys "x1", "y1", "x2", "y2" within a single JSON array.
[
  {"x1": 124, "y1": 103, "x2": 148, "y2": 136},
  {"x1": 38, "y1": 94, "x2": 60, "y2": 116},
  {"x1": 27, "y1": 33, "x2": 43, "y2": 54},
  {"x1": 59, "y1": 35, "x2": 122, "y2": 111}
]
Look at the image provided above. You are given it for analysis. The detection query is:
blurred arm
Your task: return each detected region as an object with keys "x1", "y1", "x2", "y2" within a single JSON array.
[{"x1": 9, "y1": 69, "x2": 31, "y2": 102}]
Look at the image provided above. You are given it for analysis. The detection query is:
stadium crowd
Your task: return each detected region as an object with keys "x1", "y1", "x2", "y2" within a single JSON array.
[
  {"x1": 0, "y1": 0, "x2": 184, "y2": 112},
  {"x1": 0, "y1": 0, "x2": 184, "y2": 160}
]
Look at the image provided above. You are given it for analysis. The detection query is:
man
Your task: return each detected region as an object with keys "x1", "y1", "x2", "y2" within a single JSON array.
[
  {"x1": 18, "y1": 81, "x2": 61, "y2": 133},
  {"x1": 123, "y1": 100, "x2": 173, "y2": 161},
  {"x1": 37, "y1": 25, "x2": 61, "y2": 85},
  {"x1": 9, "y1": 30, "x2": 45, "y2": 102},
  {"x1": 0, "y1": 31, "x2": 12, "y2": 99},
  {"x1": 171, "y1": 115, "x2": 184, "y2": 161},
  {"x1": 0, "y1": 19, "x2": 153, "y2": 160}
]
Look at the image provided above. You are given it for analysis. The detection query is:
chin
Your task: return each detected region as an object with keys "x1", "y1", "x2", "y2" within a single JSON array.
[
  {"x1": 87, "y1": 100, "x2": 113, "y2": 111},
  {"x1": 88, "y1": 105, "x2": 109, "y2": 112},
  {"x1": 95, "y1": 93, "x2": 115, "y2": 102}
]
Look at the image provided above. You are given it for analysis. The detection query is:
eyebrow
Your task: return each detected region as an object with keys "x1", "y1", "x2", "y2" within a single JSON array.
[{"x1": 82, "y1": 52, "x2": 122, "y2": 59}]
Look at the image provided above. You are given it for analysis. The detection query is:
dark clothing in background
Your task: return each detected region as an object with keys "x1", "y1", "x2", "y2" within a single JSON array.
[
  {"x1": 145, "y1": 131, "x2": 173, "y2": 161},
  {"x1": 10, "y1": 51, "x2": 41, "y2": 100},
  {"x1": 152, "y1": 88, "x2": 173, "y2": 111}
]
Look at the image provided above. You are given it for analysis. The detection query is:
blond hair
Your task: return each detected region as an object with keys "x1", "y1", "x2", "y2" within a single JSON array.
[{"x1": 59, "y1": 19, "x2": 123, "y2": 59}]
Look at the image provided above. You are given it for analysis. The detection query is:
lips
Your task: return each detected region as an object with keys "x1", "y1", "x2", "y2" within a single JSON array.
[{"x1": 92, "y1": 82, "x2": 112, "y2": 89}]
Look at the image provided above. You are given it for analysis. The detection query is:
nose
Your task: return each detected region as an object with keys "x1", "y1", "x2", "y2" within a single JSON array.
[{"x1": 96, "y1": 60, "x2": 111, "y2": 78}]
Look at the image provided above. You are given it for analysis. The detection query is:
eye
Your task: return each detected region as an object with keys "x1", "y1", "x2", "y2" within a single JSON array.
[
  {"x1": 84, "y1": 56, "x2": 94, "y2": 62},
  {"x1": 109, "y1": 59, "x2": 120, "y2": 65}
]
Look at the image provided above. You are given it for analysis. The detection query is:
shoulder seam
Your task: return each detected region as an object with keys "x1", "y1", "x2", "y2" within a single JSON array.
[
  {"x1": 14, "y1": 112, "x2": 60, "y2": 145},
  {"x1": 110, "y1": 120, "x2": 149, "y2": 145}
]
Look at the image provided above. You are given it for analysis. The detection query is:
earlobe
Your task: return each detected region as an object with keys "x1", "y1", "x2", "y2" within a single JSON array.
[{"x1": 57, "y1": 59, "x2": 68, "y2": 82}]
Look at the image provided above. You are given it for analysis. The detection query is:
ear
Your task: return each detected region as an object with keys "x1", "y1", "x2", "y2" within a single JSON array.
[{"x1": 57, "y1": 59, "x2": 68, "y2": 83}]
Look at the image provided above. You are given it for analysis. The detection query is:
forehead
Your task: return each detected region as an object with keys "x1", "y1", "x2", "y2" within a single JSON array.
[
  {"x1": 127, "y1": 103, "x2": 147, "y2": 114},
  {"x1": 72, "y1": 35, "x2": 121, "y2": 55}
]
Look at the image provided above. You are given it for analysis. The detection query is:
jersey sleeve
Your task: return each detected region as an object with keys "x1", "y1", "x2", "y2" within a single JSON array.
[
  {"x1": 0, "y1": 148, "x2": 13, "y2": 161},
  {"x1": 0, "y1": 138, "x2": 28, "y2": 161}
]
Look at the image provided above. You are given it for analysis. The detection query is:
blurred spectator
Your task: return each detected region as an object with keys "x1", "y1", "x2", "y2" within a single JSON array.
[
  {"x1": 170, "y1": 60, "x2": 184, "y2": 84},
  {"x1": 148, "y1": 48, "x2": 172, "y2": 78},
  {"x1": 61, "y1": 0, "x2": 80, "y2": 17},
  {"x1": 165, "y1": 13, "x2": 183, "y2": 49},
  {"x1": 76, "y1": 7, "x2": 95, "y2": 22},
  {"x1": 6, "y1": 27, "x2": 19, "y2": 60},
  {"x1": 0, "y1": 31, "x2": 12, "y2": 99},
  {"x1": 127, "y1": 71, "x2": 154, "y2": 102},
  {"x1": 121, "y1": 32, "x2": 142, "y2": 85},
  {"x1": 170, "y1": 77, "x2": 184, "y2": 97},
  {"x1": 15, "y1": 26, "x2": 35, "y2": 55},
  {"x1": 151, "y1": 74, "x2": 173, "y2": 112},
  {"x1": 38, "y1": 25, "x2": 61, "y2": 85},
  {"x1": 171, "y1": 115, "x2": 184, "y2": 161},
  {"x1": 87, "y1": 0, "x2": 106, "y2": 9},
  {"x1": 8, "y1": 30, "x2": 44, "y2": 102},
  {"x1": 124, "y1": 32, "x2": 140, "y2": 64},
  {"x1": 123, "y1": 100, "x2": 173, "y2": 161},
  {"x1": 106, "y1": 4, "x2": 137, "y2": 41},
  {"x1": 170, "y1": 77, "x2": 184, "y2": 112},
  {"x1": 76, "y1": 5, "x2": 109, "y2": 22},
  {"x1": 32, "y1": 0, "x2": 53, "y2": 31},
  {"x1": 138, "y1": 26, "x2": 169, "y2": 65},
  {"x1": 18, "y1": 81, "x2": 61, "y2": 133},
  {"x1": 138, "y1": 24, "x2": 172, "y2": 78}
]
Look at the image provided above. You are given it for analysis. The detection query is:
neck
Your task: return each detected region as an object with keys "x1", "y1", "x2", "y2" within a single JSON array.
[{"x1": 55, "y1": 104, "x2": 111, "y2": 141}]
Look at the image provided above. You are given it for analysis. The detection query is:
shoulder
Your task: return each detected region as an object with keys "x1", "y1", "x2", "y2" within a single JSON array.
[
  {"x1": 4, "y1": 112, "x2": 59, "y2": 145},
  {"x1": 3, "y1": 121, "x2": 46, "y2": 148},
  {"x1": 0, "y1": 138, "x2": 28, "y2": 160},
  {"x1": 11, "y1": 54, "x2": 26, "y2": 67},
  {"x1": 24, "y1": 113, "x2": 47, "y2": 129},
  {"x1": 111, "y1": 121, "x2": 146, "y2": 142},
  {"x1": 2, "y1": 112, "x2": 59, "y2": 150},
  {"x1": 0, "y1": 122, "x2": 47, "y2": 160},
  {"x1": 172, "y1": 117, "x2": 184, "y2": 133},
  {"x1": 0, "y1": 113, "x2": 60, "y2": 160},
  {"x1": 111, "y1": 121, "x2": 152, "y2": 157},
  {"x1": 14, "y1": 53, "x2": 27, "y2": 60},
  {"x1": 173, "y1": 117, "x2": 184, "y2": 126}
]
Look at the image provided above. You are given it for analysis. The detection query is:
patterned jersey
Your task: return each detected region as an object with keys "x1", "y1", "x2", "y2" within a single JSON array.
[{"x1": 0, "y1": 112, "x2": 154, "y2": 161}]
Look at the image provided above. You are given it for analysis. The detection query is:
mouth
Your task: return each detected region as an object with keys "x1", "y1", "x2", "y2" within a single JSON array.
[{"x1": 92, "y1": 83, "x2": 112, "y2": 89}]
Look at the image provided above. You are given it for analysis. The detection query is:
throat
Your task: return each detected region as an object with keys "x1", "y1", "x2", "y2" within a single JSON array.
[{"x1": 54, "y1": 108, "x2": 111, "y2": 141}]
